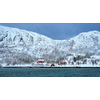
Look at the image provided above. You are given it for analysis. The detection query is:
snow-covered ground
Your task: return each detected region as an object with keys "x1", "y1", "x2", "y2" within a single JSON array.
[{"x1": 1, "y1": 62, "x2": 100, "y2": 68}]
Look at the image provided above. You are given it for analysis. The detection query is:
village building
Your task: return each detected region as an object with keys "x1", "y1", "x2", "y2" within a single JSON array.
[
  {"x1": 51, "y1": 64, "x2": 55, "y2": 67},
  {"x1": 0, "y1": 64, "x2": 2, "y2": 67},
  {"x1": 37, "y1": 58, "x2": 45, "y2": 64},
  {"x1": 58, "y1": 59, "x2": 68, "y2": 65},
  {"x1": 60, "y1": 62, "x2": 67, "y2": 65}
]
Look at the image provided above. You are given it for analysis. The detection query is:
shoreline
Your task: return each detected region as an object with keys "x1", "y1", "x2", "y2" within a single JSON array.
[
  {"x1": 1, "y1": 64, "x2": 100, "y2": 68},
  {"x1": 0, "y1": 66, "x2": 100, "y2": 68}
]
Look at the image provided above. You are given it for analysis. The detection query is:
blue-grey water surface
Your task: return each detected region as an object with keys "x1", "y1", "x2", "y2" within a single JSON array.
[{"x1": 0, "y1": 67, "x2": 100, "y2": 77}]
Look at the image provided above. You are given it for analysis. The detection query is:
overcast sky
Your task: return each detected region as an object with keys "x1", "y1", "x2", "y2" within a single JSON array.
[{"x1": 0, "y1": 23, "x2": 100, "y2": 40}]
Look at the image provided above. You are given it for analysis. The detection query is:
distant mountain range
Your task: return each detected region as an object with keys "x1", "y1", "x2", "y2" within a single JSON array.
[{"x1": 0, "y1": 25, "x2": 100, "y2": 66}]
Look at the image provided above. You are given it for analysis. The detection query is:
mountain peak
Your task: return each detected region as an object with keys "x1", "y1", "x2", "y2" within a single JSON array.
[{"x1": 79, "y1": 30, "x2": 100, "y2": 35}]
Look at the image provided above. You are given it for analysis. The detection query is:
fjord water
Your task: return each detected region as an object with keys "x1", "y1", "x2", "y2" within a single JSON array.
[{"x1": 0, "y1": 68, "x2": 100, "y2": 77}]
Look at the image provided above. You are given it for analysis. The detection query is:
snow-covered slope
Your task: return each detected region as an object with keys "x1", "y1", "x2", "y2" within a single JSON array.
[
  {"x1": 68, "y1": 30, "x2": 100, "y2": 54},
  {"x1": 0, "y1": 25, "x2": 53, "y2": 48},
  {"x1": 0, "y1": 25, "x2": 57, "y2": 55},
  {"x1": 0, "y1": 25, "x2": 100, "y2": 65}
]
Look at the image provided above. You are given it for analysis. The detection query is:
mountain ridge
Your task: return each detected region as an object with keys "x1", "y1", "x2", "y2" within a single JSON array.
[{"x1": 0, "y1": 25, "x2": 100, "y2": 66}]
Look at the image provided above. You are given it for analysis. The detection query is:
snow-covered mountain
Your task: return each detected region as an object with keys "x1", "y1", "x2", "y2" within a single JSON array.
[
  {"x1": 0, "y1": 25, "x2": 100, "y2": 65},
  {"x1": 68, "y1": 30, "x2": 100, "y2": 54}
]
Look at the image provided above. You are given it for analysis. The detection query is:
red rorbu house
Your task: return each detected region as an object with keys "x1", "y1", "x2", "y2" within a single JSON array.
[
  {"x1": 37, "y1": 59, "x2": 45, "y2": 64},
  {"x1": 0, "y1": 64, "x2": 2, "y2": 67},
  {"x1": 60, "y1": 62, "x2": 67, "y2": 65},
  {"x1": 51, "y1": 64, "x2": 55, "y2": 67}
]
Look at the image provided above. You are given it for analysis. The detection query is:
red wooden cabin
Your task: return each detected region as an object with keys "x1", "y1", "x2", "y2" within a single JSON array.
[
  {"x1": 51, "y1": 64, "x2": 55, "y2": 66},
  {"x1": 60, "y1": 62, "x2": 67, "y2": 65},
  {"x1": 37, "y1": 59, "x2": 45, "y2": 63},
  {"x1": 37, "y1": 61, "x2": 45, "y2": 63},
  {"x1": 0, "y1": 64, "x2": 2, "y2": 67}
]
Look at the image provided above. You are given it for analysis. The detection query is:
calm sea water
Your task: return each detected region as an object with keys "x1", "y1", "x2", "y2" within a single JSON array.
[{"x1": 0, "y1": 67, "x2": 100, "y2": 77}]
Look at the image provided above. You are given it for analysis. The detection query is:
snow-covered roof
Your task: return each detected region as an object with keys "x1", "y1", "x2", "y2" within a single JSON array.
[{"x1": 38, "y1": 59, "x2": 45, "y2": 61}]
